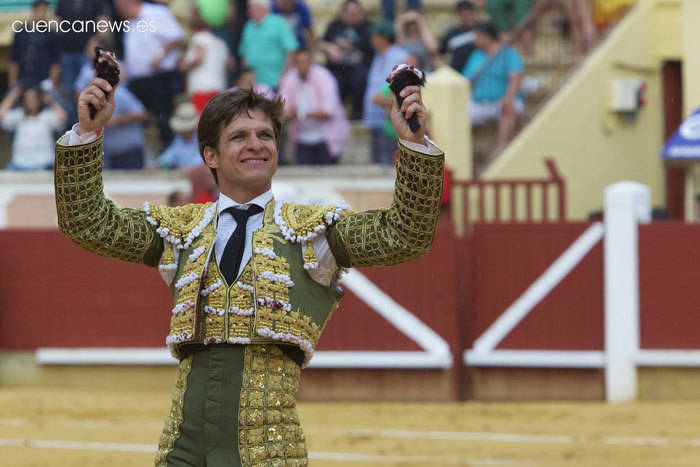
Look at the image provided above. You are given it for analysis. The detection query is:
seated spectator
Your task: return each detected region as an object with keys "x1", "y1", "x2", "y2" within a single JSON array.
[
  {"x1": 320, "y1": 0, "x2": 374, "y2": 120},
  {"x1": 462, "y1": 22, "x2": 524, "y2": 154},
  {"x1": 371, "y1": 81, "x2": 398, "y2": 154},
  {"x1": 272, "y1": 0, "x2": 315, "y2": 50},
  {"x1": 180, "y1": 8, "x2": 233, "y2": 113},
  {"x1": 103, "y1": 86, "x2": 148, "y2": 169},
  {"x1": 55, "y1": 0, "x2": 107, "y2": 100},
  {"x1": 279, "y1": 49, "x2": 350, "y2": 165},
  {"x1": 154, "y1": 102, "x2": 202, "y2": 169},
  {"x1": 238, "y1": 0, "x2": 299, "y2": 90},
  {"x1": 9, "y1": 0, "x2": 61, "y2": 90},
  {"x1": 560, "y1": 0, "x2": 596, "y2": 54},
  {"x1": 74, "y1": 36, "x2": 148, "y2": 170},
  {"x1": 0, "y1": 85, "x2": 67, "y2": 171},
  {"x1": 167, "y1": 190, "x2": 192, "y2": 207},
  {"x1": 228, "y1": 67, "x2": 276, "y2": 98},
  {"x1": 116, "y1": 0, "x2": 184, "y2": 150},
  {"x1": 381, "y1": 0, "x2": 422, "y2": 22},
  {"x1": 395, "y1": 10, "x2": 438, "y2": 73},
  {"x1": 194, "y1": 0, "x2": 234, "y2": 51},
  {"x1": 363, "y1": 20, "x2": 414, "y2": 165},
  {"x1": 439, "y1": 1, "x2": 478, "y2": 73},
  {"x1": 483, "y1": 0, "x2": 533, "y2": 53}
]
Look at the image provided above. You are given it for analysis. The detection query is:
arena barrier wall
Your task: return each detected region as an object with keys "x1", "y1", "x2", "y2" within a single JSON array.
[{"x1": 2, "y1": 184, "x2": 700, "y2": 401}]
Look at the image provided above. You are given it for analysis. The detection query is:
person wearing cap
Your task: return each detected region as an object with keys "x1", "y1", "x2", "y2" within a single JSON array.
[
  {"x1": 439, "y1": 0, "x2": 478, "y2": 73},
  {"x1": 363, "y1": 19, "x2": 415, "y2": 165},
  {"x1": 154, "y1": 102, "x2": 203, "y2": 169}
]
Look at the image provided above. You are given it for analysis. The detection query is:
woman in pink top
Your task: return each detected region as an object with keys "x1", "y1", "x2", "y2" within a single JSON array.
[{"x1": 278, "y1": 49, "x2": 350, "y2": 164}]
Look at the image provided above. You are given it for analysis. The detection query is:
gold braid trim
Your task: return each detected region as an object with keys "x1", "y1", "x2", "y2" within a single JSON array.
[
  {"x1": 238, "y1": 345, "x2": 307, "y2": 465},
  {"x1": 155, "y1": 354, "x2": 193, "y2": 466},
  {"x1": 328, "y1": 141, "x2": 444, "y2": 267},
  {"x1": 54, "y1": 135, "x2": 162, "y2": 266},
  {"x1": 145, "y1": 202, "x2": 216, "y2": 251}
]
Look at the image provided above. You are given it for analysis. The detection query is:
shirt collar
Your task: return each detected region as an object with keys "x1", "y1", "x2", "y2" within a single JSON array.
[{"x1": 217, "y1": 189, "x2": 273, "y2": 218}]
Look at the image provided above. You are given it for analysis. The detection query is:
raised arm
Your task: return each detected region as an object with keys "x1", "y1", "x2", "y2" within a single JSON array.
[
  {"x1": 327, "y1": 84, "x2": 444, "y2": 267},
  {"x1": 54, "y1": 77, "x2": 163, "y2": 266}
]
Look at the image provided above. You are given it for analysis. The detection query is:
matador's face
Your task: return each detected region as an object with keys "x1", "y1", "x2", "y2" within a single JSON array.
[{"x1": 204, "y1": 109, "x2": 278, "y2": 197}]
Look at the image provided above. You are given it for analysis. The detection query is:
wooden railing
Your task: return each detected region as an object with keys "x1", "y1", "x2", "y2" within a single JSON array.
[{"x1": 452, "y1": 158, "x2": 566, "y2": 233}]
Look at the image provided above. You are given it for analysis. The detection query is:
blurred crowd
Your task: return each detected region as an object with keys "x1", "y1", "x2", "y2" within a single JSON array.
[{"x1": 1, "y1": 0, "x2": 623, "y2": 199}]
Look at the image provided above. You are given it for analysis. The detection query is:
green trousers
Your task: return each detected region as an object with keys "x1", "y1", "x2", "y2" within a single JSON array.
[{"x1": 155, "y1": 344, "x2": 308, "y2": 466}]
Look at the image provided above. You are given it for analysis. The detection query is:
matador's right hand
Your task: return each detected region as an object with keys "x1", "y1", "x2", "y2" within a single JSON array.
[{"x1": 77, "y1": 76, "x2": 117, "y2": 135}]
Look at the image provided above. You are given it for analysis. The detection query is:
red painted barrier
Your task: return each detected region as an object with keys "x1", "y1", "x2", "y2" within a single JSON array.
[
  {"x1": 3, "y1": 220, "x2": 699, "y2": 362},
  {"x1": 460, "y1": 223, "x2": 604, "y2": 351},
  {"x1": 0, "y1": 221, "x2": 458, "y2": 353},
  {"x1": 639, "y1": 223, "x2": 700, "y2": 350}
]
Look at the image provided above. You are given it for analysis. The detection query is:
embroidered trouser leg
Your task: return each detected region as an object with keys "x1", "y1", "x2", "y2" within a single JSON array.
[{"x1": 155, "y1": 344, "x2": 308, "y2": 467}]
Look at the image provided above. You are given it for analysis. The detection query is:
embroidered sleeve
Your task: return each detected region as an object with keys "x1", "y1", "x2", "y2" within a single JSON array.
[
  {"x1": 54, "y1": 135, "x2": 163, "y2": 267},
  {"x1": 326, "y1": 140, "x2": 444, "y2": 267}
]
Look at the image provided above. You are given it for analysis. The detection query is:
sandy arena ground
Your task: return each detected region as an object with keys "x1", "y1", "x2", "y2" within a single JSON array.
[{"x1": 1, "y1": 387, "x2": 699, "y2": 466}]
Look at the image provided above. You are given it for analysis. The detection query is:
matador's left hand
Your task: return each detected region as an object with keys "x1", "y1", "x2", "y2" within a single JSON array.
[{"x1": 390, "y1": 85, "x2": 427, "y2": 145}]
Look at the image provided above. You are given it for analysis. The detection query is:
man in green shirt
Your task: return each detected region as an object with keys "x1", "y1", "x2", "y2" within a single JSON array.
[{"x1": 238, "y1": 0, "x2": 299, "y2": 89}]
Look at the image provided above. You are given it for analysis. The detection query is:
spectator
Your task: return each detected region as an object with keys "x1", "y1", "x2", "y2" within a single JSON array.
[
  {"x1": 395, "y1": 10, "x2": 438, "y2": 73},
  {"x1": 484, "y1": 0, "x2": 533, "y2": 53},
  {"x1": 462, "y1": 22, "x2": 524, "y2": 154},
  {"x1": 74, "y1": 36, "x2": 148, "y2": 169},
  {"x1": 194, "y1": 0, "x2": 232, "y2": 42},
  {"x1": 55, "y1": 0, "x2": 107, "y2": 99},
  {"x1": 279, "y1": 49, "x2": 350, "y2": 165},
  {"x1": 272, "y1": 0, "x2": 314, "y2": 50},
  {"x1": 439, "y1": 0, "x2": 478, "y2": 73},
  {"x1": 229, "y1": 67, "x2": 276, "y2": 98},
  {"x1": 0, "y1": 85, "x2": 67, "y2": 171},
  {"x1": 371, "y1": 82, "x2": 398, "y2": 154},
  {"x1": 154, "y1": 102, "x2": 203, "y2": 169},
  {"x1": 115, "y1": 0, "x2": 184, "y2": 150},
  {"x1": 167, "y1": 190, "x2": 191, "y2": 207},
  {"x1": 363, "y1": 20, "x2": 414, "y2": 165},
  {"x1": 560, "y1": 0, "x2": 596, "y2": 54},
  {"x1": 9, "y1": 0, "x2": 61, "y2": 90},
  {"x1": 180, "y1": 8, "x2": 233, "y2": 113},
  {"x1": 320, "y1": 0, "x2": 374, "y2": 120},
  {"x1": 103, "y1": 86, "x2": 148, "y2": 169},
  {"x1": 238, "y1": 0, "x2": 299, "y2": 90},
  {"x1": 381, "y1": 0, "x2": 422, "y2": 22}
]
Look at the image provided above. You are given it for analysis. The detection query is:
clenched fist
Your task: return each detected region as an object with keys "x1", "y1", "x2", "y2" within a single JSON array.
[{"x1": 77, "y1": 76, "x2": 117, "y2": 135}]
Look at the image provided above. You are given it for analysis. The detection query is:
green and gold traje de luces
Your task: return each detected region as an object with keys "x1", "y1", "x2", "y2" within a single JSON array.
[{"x1": 143, "y1": 197, "x2": 351, "y2": 367}]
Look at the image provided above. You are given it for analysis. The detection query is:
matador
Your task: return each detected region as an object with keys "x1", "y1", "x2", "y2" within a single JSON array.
[{"x1": 55, "y1": 72, "x2": 443, "y2": 466}]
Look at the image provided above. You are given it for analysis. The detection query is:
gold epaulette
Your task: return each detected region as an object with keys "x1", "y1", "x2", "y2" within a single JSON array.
[
  {"x1": 143, "y1": 202, "x2": 217, "y2": 251},
  {"x1": 274, "y1": 201, "x2": 353, "y2": 243}
]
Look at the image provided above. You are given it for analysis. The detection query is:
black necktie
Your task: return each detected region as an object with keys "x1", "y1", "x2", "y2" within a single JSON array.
[{"x1": 220, "y1": 205, "x2": 264, "y2": 285}]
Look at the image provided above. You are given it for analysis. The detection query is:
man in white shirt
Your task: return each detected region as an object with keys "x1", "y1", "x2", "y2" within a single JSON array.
[
  {"x1": 55, "y1": 70, "x2": 444, "y2": 466},
  {"x1": 115, "y1": 0, "x2": 183, "y2": 149}
]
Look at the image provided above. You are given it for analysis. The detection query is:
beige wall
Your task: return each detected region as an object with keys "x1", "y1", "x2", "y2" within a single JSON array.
[{"x1": 482, "y1": 0, "x2": 692, "y2": 220}]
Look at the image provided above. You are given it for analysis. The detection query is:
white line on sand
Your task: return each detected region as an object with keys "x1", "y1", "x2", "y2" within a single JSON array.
[
  {"x1": 306, "y1": 427, "x2": 574, "y2": 444},
  {"x1": 0, "y1": 437, "x2": 518, "y2": 464},
  {"x1": 304, "y1": 426, "x2": 700, "y2": 448}
]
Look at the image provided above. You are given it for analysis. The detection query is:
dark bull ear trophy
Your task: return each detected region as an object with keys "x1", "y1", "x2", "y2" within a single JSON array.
[
  {"x1": 89, "y1": 47, "x2": 120, "y2": 120},
  {"x1": 387, "y1": 64, "x2": 426, "y2": 133}
]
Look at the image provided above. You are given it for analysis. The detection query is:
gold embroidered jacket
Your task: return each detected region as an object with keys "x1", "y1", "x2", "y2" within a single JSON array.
[{"x1": 55, "y1": 135, "x2": 444, "y2": 363}]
